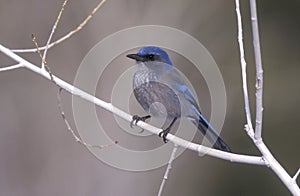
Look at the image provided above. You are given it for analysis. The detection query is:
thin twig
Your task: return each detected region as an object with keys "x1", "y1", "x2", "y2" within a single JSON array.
[
  {"x1": 0, "y1": 63, "x2": 23, "y2": 72},
  {"x1": 249, "y1": 0, "x2": 264, "y2": 140},
  {"x1": 235, "y1": 0, "x2": 255, "y2": 139},
  {"x1": 57, "y1": 88, "x2": 117, "y2": 149},
  {"x1": 158, "y1": 144, "x2": 179, "y2": 196},
  {"x1": 32, "y1": 34, "x2": 55, "y2": 83},
  {"x1": 31, "y1": 11, "x2": 116, "y2": 150},
  {"x1": 42, "y1": 0, "x2": 68, "y2": 70},
  {"x1": 293, "y1": 168, "x2": 300, "y2": 182},
  {"x1": 11, "y1": 0, "x2": 106, "y2": 53}
]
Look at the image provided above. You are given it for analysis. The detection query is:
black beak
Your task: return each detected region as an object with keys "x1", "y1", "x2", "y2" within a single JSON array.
[{"x1": 126, "y1": 53, "x2": 145, "y2": 62}]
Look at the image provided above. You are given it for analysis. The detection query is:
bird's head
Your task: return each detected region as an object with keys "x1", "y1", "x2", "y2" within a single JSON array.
[{"x1": 127, "y1": 46, "x2": 172, "y2": 65}]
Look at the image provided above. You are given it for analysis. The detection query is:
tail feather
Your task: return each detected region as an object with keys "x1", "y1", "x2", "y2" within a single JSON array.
[{"x1": 193, "y1": 115, "x2": 231, "y2": 152}]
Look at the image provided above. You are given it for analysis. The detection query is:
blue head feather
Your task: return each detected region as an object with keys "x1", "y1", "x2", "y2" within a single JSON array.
[{"x1": 137, "y1": 46, "x2": 172, "y2": 65}]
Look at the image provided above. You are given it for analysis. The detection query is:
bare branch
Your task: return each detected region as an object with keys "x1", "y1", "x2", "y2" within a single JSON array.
[
  {"x1": 32, "y1": 24, "x2": 116, "y2": 150},
  {"x1": 42, "y1": 0, "x2": 68, "y2": 70},
  {"x1": 11, "y1": 0, "x2": 106, "y2": 53},
  {"x1": 0, "y1": 63, "x2": 23, "y2": 72},
  {"x1": 255, "y1": 142, "x2": 300, "y2": 195},
  {"x1": 158, "y1": 144, "x2": 179, "y2": 196},
  {"x1": 32, "y1": 34, "x2": 55, "y2": 82},
  {"x1": 235, "y1": 0, "x2": 300, "y2": 194},
  {"x1": 249, "y1": 0, "x2": 264, "y2": 140},
  {"x1": 293, "y1": 168, "x2": 300, "y2": 182},
  {"x1": 57, "y1": 88, "x2": 117, "y2": 149},
  {"x1": 235, "y1": 0, "x2": 255, "y2": 138}
]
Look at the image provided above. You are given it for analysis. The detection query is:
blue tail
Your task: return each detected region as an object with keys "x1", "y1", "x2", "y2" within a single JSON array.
[{"x1": 193, "y1": 115, "x2": 231, "y2": 152}]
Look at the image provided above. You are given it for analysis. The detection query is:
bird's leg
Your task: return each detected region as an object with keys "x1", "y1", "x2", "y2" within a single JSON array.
[
  {"x1": 159, "y1": 117, "x2": 178, "y2": 143},
  {"x1": 130, "y1": 115, "x2": 151, "y2": 128}
]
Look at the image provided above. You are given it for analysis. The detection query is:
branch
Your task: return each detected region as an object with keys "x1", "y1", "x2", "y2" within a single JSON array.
[
  {"x1": 42, "y1": 0, "x2": 68, "y2": 70},
  {"x1": 250, "y1": 0, "x2": 264, "y2": 140},
  {"x1": 235, "y1": 0, "x2": 255, "y2": 139},
  {"x1": 11, "y1": 0, "x2": 106, "y2": 53},
  {"x1": 28, "y1": 0, "x2": 115, "y2": 151},
  {"x1": 0, "y1": 63, "x2": 23, "y2": 72},
  {"x1": 293, "y1": 168, "x2": 300, "y2": 183},
  {"x1": 57, "y1": 87, "x2": 116, "y2": 149},
  {"x1": 158, "y1": 144, "x2": 178, "y2": 196},
  {"x1": 255, "y1": 142, "x2": 300, "y2": 195},
  {"x1": 0, "y1": 44, "x2": 266, "y2": 166},
  {"x1": 235, "y1": 0, "x2": 300, "y2": 194},
  {"x1": 31, "y1": 34, "x2": 55, "y2": 82}
]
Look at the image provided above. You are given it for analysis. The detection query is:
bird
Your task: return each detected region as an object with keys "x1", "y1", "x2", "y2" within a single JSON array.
[{"x1": 127, "y1": 46, "x2": 231, "y2": 152}]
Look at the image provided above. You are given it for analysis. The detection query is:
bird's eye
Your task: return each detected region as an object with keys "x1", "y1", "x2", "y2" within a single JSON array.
[{"x1": 148, "y1": 54, "x2": 155, "y2": 60}]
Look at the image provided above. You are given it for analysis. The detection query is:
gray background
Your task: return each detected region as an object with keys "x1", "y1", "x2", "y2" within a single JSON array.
[{"x1": 0, "y1": 0, "x2": 299, "y2": 195}]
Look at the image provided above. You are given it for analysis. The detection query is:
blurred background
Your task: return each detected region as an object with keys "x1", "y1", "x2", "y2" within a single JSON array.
[{"x1": 0, "y1": 0, "x2": 300, "y2": 195}]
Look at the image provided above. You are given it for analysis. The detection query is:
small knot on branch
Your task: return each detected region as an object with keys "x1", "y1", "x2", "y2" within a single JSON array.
[
  {"x1": 244, "y1": 124, "x2": 255, "y2": 139},
  {"x1": 255, "y1": 78, "x2": 262, "y2": 89}
]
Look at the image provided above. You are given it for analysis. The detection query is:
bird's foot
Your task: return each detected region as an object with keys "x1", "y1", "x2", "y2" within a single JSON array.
[
  {"x1": 130, "y1": 115, "x2": 151, "y2": 128},
  {"x1": 158, "y1": 117, "x2": 177, "y2": 143},
  {"x1": 158, "y1": 128, "x2": 171, "y2": 143}
]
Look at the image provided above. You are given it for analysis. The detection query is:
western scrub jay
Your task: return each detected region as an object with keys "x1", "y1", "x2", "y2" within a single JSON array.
[{"x1": 127, "y1": 46, "x2": 231, "y2": 152}]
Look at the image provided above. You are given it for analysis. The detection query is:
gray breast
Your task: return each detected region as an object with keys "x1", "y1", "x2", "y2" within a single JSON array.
[{"x1": 133, "y1": 78, "x2": 181, "y2": 119}]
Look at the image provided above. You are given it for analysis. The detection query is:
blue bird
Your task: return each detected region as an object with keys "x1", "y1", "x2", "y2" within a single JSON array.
[{"x1": 127, "y1": 46, "x2": 231, "y2": 152}]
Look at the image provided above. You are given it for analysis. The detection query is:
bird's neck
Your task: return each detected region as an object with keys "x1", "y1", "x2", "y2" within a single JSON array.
[
  {"x1": 133, "y1": 61, "x2": 174, "y2": 87},
  {"x1": 133, "y1": 64, "x2": 159, "y2": 89}
]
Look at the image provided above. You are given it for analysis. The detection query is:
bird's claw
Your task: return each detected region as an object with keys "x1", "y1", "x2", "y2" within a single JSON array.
[
  {"x1": 130, "y1": 115, "x2": 140, "y2": 128},
  {"x1": 130, "y1": 115, "x2": 151, "y2": 128},
  {"x1": 158, "y1": 128, "x2": 170, "y2": 143}
]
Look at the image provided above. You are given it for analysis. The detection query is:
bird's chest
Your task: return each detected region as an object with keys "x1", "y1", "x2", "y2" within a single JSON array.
[{"x1": 133, "y1": 70, "x2": 181, "y2": 118}]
